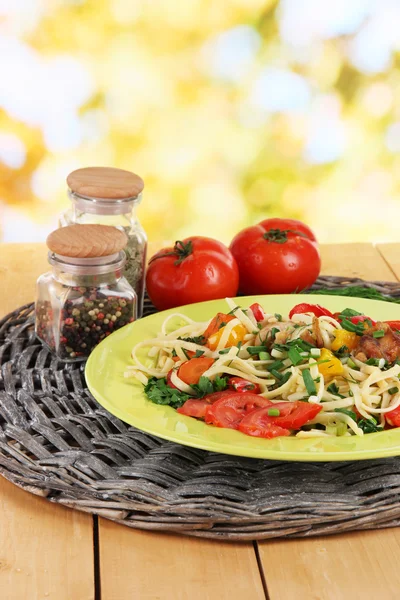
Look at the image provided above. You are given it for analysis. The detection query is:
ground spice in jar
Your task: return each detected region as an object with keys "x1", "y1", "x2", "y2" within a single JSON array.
[{"x1": 35, "y1": 224, "x2": 137, "y2": 362}]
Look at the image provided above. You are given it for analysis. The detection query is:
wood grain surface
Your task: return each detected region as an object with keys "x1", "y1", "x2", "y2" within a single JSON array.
[
  {"x1": 67, "y1": 166, "x2": 144, "y2": 199},
  {"x1": 1, "y1": 241, "x2": 400, "y2": 600}
]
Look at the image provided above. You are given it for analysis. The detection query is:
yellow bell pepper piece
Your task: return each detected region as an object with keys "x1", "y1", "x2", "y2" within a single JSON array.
[
  {"x1": 318, "y1": 348, "x2": 344, "y2": 377},
  {"x1": 331, "y1": 329, "x2": 358, "y2": 352},
  {"x1": 207, "y1": 323, "x2": 247, "y2": 351}
]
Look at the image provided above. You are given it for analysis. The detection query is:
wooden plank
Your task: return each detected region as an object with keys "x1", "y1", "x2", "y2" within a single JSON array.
[
  {"x1": 259, "y1": 530, "x2": 400, "y2": 600},
  {"x1": 376, "y1": 243, "x2": 400, "y2": 281},
  {"x1": 0, "y1": 243, "x2": 95, "y2": 599},
  {"x1": 99, "y1": 522, "x2": 265, "y2": 600},
  {"x1": 0, "y1": 477, "x2": 94, "y2": 600},
  {"x1": 258, "y1": 243, "x2": 400, "y2": 599},
  {"x1": 319, "y1": 243, "x2": 397, "y2": 281}
]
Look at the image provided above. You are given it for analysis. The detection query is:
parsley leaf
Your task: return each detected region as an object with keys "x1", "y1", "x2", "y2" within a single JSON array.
[{"x1": 177, "y1": 335, "x2": 206, "y2": 345}]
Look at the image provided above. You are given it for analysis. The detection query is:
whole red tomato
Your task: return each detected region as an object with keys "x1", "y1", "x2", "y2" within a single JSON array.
[
  {"x1": 146, "y1": 237, "x2": 239, "y2": 310},
  {"x1": 229, "y1": 218, "x2": 320, "y2": 294}
]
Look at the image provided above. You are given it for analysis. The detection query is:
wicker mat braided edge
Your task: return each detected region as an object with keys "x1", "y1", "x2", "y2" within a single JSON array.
[{"x1": 1, "y1": 275, "x2": 400, "y2": 541}]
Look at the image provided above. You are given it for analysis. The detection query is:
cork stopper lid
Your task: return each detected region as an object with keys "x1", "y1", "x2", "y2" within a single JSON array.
[
  {"x1": 67, "y1": 167, "x2": 144, "y2": 200},
  {"x1": 46, "y1": 225, "x2": 128, "y2": 258}
]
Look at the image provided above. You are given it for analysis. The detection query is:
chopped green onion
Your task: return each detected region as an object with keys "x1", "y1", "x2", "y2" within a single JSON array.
[
  {"x1": 274, "y1": 313, "x2": 282, "y2": 322},
  {"x1": 302, "y1": 369, "x2": 317, "y2": 395},
  {"x1": 347, "y1": 358, "x2": 358, "y2": 369},
  {"x1": 334, "y1": 408, "x2": 357, "y2": 421},
  {"x1": 280, "y1": 372, "x2": 292, "y2": 385},
  {"x1": 247, "y1": 346, "x2": 268, "y2": 355},
  {"x1": 268, "y1": 360, "x2": 284, "y2": 371},
  {"x1": 288, "y1": 347, "x2": 303, "y2": 366},
  {"x1": 271, "y1": 348, "x2": 284, "y2": 358},
  {"x1": 310, "y1": 348, "x2": 321, "y2": 358},
  {"x1": 337, "y1": 422, "x2": 347, "y2": 436},
  {"x1": 388, "y1": 386, "x2": 399, "y2": 395},
  {"x1": 267, "y1": 408, "x2": 280, "y2": 416},
  {"x1": 366, "y1": 358, "x2": 380, "y2": 366},
  {"x1": 271, "y1": 327, "x2": 280, "y2": 340},
  {"x1": 372, "y1": 330, "x2": 385, "y2": 338},
  {"x1": 259, "y1": 351, "x2": 270, "y2": 361},
  {"x1": 218, "y1": 348, "x2": 231, "y2": 354},
  {"x1": 270, "y1": 369, "x2": 283, "y2": 380},
  {"x1": 326, "y1": 425, "x2": 337, "y2": 436}
]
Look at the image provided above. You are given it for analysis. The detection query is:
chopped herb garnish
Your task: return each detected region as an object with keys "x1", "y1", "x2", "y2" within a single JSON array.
[
  {"x1": 327, "y1": 383, "x2": 346, "y2": 398},
  {"x1": 227, "y1": 306, "x2": 240, "y2": 315},
  {"x1": 274, "y1": 313, "x2": 282, "y2": 322},
  {"x1": 194, "y1": 349, "x2": 205, "y2": 358},
  {"x1": 218, "y1": 321, "x2": 227, "y2": 330},
  {"x1": 257, "y1": 322, "x2": 263, "y2": 330},
  {"x1": 347, "y1": 358, "x2": 358, "y2": 369},
  {"x1": 177, "y1": 335, "x2": 206, "y2": 345},
  {"x1": 280, "y1": 372, "x2": 292, "y2": 385},
  {"x1": 271, "y1": 327, "x2": 280, "y2": 340},
  {"x1": 268, "y1": 359, "x2": 284, "y2": 371},
  {"x1": 357, "y1": 417, "x2": 383, "y2": 433},
  {"x1": 268, "y1": 408, "x2": 280, "y2": 416},
  {"x1": 372, "y1": 330, "x2": 385, "y2": 338},
  {"x1": 341, "y1": 319, "x2": 365, "y2": 335},
  {"x1": 288, "y1": 346, "x2": 303, "y2": 366},
  {"x1": 365, "y1": 357, "x2": 380, "y2": 366},
  {"x1": 247, "y1": 345, "x2": 268, "y2": 355},
  {"x1": 338, "y1": 308, "x2": 362, "y2": 318},
  {"x1": 191, "y1": 375, "x2": 228, "y2": 397},
  {"x1": 144, "y1": 377, "x2": 190, "y2": 408},
  {"x1": 270, "y1": 369, "x2": 283, "y2": 380},
  {"x1": 218, "y1": 348, "x2": 231, "y2": 354},
  {"x1": 388, "y1": 386, "x2": 399, "y2": 395},
  {"x1": 259, "y1": 351, "x2": 271, "y2": 361},
  {"x1": 302, "y1": 369, "x2": 317, "y2": 395},
  {"x1": 334, "y1": 407, "x2": 357, "y2": 420}
]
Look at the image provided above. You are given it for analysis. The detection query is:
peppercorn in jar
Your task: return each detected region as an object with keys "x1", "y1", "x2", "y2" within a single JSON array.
[
  {"x1": 59, "y1": 166, "x2": 147, "y2": 317},
  {"x1": 35, "y1": 224, "x2": 137, "y2": 362}
]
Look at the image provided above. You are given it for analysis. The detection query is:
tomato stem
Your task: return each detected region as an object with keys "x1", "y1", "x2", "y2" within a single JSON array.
[
  {"x1": 149, "y1": 240, "x2": 193, "y2": 266},
  {"x1": 263, "y1": 229, "x2": 307, "y2": 244}
]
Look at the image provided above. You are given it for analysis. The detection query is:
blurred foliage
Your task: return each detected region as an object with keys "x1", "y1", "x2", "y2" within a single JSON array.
[{"x1": 1, "y1": 0, "x2": 400, "y2": 243}]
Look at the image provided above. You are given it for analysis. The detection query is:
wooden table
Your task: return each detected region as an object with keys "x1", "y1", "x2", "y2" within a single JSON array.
[{"x1": 1, "y1": 241, "x2": 400, "y2": 600}]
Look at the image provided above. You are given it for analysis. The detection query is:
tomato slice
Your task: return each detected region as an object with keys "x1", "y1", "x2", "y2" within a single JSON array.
[
  {"x1": 249, "y1": 303, "x2": 265, "y2": 322},
  {"x1": 289, "y1": 303, "x2": 334, "y2": 319},
  {"x1": 385, "y1": 321, "x2": 400, "y2": 332},
  {"x1": 238, "y1": 401, "x2": 322, "y2": 438},
  {"x1": 386, "y1": 405, "x2": 400, "y2": 427},
  {"x1": 238, "y1": 415, "x2": 290, "y2": 439},
  {"x1": 203, "y1": 313, "x2": 235, "y2": 339},
  {"x1": 204, "y1": 393, "x2": 273, "y2": 429},
  {"x1": 177, "y1": 357, "x2": 215, "y2": 385},
  {"x1": 228, "y1": 377, "x2": 261, "y2": 394},
  {"x1": 177, "y1": 399, "x2": 211, "y2": 418}
]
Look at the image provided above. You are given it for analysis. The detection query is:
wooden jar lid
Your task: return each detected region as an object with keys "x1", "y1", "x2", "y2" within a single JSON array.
[
  {"x1": 67, "y1": 167, "x2": 144, "y2": 200},
  {"x1": 46, "y1": 225, "x2": 128, "y2": 258}
]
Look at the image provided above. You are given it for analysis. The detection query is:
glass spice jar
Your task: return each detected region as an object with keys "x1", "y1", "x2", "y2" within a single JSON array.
[
  {"x1": 35, "y1": 224, "x2": 137, "y2": 362},
  {"x1": 60, "y1": 166, "x2": 147, "y2": 317}
]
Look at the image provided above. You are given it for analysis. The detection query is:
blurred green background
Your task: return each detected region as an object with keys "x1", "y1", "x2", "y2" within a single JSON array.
[{"x1": 1, "y1": 0, "x2": 400, "y2": 244}]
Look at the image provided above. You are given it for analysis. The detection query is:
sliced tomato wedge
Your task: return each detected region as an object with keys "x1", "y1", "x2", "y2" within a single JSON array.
[
  {"x1": 249, "y1": 303, "x2": 265, "y2": 322},
  {"x1": 228, "y1": 377, "x2": 261, "y2": 394},
  {"x1": 385, "y1": 320, "x2": 400, "y2": 332},
  {"x1": 238, "y1": 401, "x2": 322, "y2": 438},
  {"x1": 385, "y1": 405, "x2": 400, "y2": 427},
  {"x1": 177, "y1": 399, "x2": 211, "y2": 418},
  {"x1": 289, "y1": 303, "x2": 334, "y2": 319},
  {"x1": 177, "y1": 357, "x2": 215, "y2": 385},
  {"x1": 203, "y1": 313, "x2": 235, "y2": 339},
  {"x1": 205, "y1": 393, "x2": 273, "y2": 429}
]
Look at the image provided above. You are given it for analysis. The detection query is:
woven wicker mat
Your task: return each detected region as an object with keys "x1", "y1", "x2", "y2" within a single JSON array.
[{"x1": 1, "y1": 275, "x2": 400, "y2": 541}]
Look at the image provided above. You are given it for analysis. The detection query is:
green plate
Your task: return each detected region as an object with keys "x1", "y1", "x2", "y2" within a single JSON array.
[{"x1": 85, "y1": 294, "x2": 400, "y2": 461}]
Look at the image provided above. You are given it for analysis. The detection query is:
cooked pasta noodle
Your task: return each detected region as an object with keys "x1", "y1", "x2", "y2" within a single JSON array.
[{"x1": 125, "y1": 298, "x2": 400, "y2": 439}]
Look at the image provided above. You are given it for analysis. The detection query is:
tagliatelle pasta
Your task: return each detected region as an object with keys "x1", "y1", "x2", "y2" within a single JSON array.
[{"x1": 125, "y1": 299, "x2": 400, "y2": 439}]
